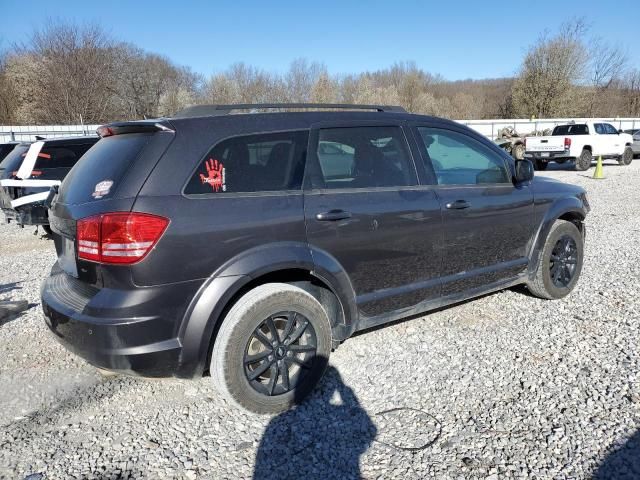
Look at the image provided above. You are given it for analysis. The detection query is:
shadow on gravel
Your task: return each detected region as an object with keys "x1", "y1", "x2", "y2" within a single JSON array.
[
  {"x1": 254, "y1": 366, "x2": 376, "y2": 480},
  {"x1": 593, "y1": 430, "x2": 640, "y2": 479},
  {"x1": 3, "y1": 375, "x2": 128, "y2": 432},
  {"x1": 0, "y1": 281, "x2": 23, "y2": 295}
]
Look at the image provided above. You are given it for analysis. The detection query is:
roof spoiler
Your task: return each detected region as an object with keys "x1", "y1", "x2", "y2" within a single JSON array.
[
  {"x1": 172, "y1": 103, "x2": 407, "y2": 118},
  {"x1": 97, "y1": 121, "x2": 174, "y2": 138}
]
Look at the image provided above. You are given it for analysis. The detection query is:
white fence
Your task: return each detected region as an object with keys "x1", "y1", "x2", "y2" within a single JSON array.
[{"x1": 2, "y1": 117, "x2": 640, "y2": 143}]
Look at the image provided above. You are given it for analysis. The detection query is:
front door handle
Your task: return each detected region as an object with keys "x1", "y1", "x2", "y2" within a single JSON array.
[
  {"x1": 316, "y1": 209, "x2": 352, "y2": 221},
  {"x1": 445, "y1": 200, "x2": 470, "y2": 210}
]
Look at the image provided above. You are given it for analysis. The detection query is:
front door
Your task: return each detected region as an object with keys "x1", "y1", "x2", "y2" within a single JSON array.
[
  {"x1": 304, "y1": 123, "x2": 443, "y2": 320},
  {"x1": 413, "y1": 125, "x2": 535, "y2": 297}
]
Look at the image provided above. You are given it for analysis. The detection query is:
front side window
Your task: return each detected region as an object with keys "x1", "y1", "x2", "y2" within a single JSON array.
[
  {"x1": 313, "y1": 126, "x2": 416, "y2": 189},
  {"x1": 604, "y1": 123, "x2": 619, "y2": 135},
  {"x1": 185, "y1": 131, "x2": 308, "y2": 194},
  {"x1": 594, "y1": 123, "x2": 606, "y2": 135},
  {"x1": 417, "y1": 127, "x2": 510, "y2": 185}
]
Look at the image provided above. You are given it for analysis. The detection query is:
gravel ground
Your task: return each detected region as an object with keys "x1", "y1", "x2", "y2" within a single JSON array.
[{"x1": 1, "y1": 160, "x2": 639, "y2": 479}]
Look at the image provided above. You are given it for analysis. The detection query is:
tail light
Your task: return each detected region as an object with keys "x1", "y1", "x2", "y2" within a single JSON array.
[
  {"x1": 77, "y1": 212, "x2": 169, "y2": 264},
  {"x1": 564, "y1": 137, "x2": 571, "y2": 149}
]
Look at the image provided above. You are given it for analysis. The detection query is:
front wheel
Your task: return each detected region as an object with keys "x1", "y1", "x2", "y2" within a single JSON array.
[
  {"x1": 527, "y1": 220, "x2": 584, "y2": 299},
  {"x1": 211, "y1": 283, "x2": 332, "y2": 414},
  {"x1": 618, "y1": 146, "x2": 633, "y2": 166}
]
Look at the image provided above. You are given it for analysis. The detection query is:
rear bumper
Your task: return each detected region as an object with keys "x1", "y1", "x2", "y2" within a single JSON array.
[
  {"x1": 524, "y1": 151, "x2": 572, "y2": 161},
  {"x1": 2, "y1": 204, "x2": 49, "y2": 226},
  {"x1": 41, "y1": 264, "x2": 204, "y2": 378}
]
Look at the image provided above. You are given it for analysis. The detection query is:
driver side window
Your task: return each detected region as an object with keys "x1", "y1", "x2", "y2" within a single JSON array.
[{"x1": 417, "y1": 127, "x2": 510, "y2": 185}]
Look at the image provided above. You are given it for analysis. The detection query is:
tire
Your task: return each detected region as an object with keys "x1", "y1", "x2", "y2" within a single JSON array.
[
  {"x1": 512, "y1": 143, "x2": 525, "y2": 160},
  {"x1": 534, "y1": 159, "x2": 548, "y2": 171},
  {"x1": 618, "y1": 146, "x2": 633, "y2": 166},
  {"x1": 527, "y1": 220, "x2": 584, "y2": 300},
  {"x1": 575, "y1": 149, "x2": 592, "y2": 171},
  {"x1": 42, "y1": 225, "x2": 53, "y2": 236},
  {"x1": 211, "y1": 283, "x2": 332, "y2": 414}
]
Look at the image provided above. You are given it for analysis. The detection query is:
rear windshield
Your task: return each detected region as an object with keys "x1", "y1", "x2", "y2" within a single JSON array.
[
  {"x1": 0, "y1": 145, "x2": 30, "y2": 179},
  {"x1": 34, "y1": 142, "x2": 96, "y2": 170},
  {"x1": 552, "y1": 124, "x2": 588, "y2": 135},
  {"x1": 58, "y1": 133, "x2": 152, "y2": 204}
]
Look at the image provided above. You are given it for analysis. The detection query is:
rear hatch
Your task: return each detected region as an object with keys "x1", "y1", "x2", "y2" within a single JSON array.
[{"x1": 49, "y1": 122, "x2": 175, "y2": 288}]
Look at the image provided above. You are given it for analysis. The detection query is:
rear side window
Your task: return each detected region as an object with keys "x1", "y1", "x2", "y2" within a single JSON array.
[
  {"x1": 552, "y1": 124, "x2": 589, "y2": 135},
  {"x1": 58, "y1": 134, "x2": 151, "y2": 204},
  {"x1": 34, "y1": 143, "x2": 95, "y2": 170},
  {"x1": 185, "y1": 131, "x2": 308, "y2": 194},
  {"x1": 312, "y1": 126, "x2": 416, "y2": 189}
]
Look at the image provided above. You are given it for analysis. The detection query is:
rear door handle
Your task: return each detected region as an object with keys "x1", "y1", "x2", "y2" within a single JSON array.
[
  {"x1": 316, "y1": 209, "x2": 352, "y2": 221},
  {"x1": 445, "y1": 200, "x2": 470, "y2": 210}
]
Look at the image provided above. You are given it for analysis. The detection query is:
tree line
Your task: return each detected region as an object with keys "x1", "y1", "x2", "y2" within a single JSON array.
[{"x1": 0, "y1": 19, "x2": 638, "y2": 126}]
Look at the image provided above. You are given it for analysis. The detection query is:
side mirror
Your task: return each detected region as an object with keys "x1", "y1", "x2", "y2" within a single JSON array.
[
  {"x1": 515, "y1": 159, "x2": 534, "y2": 183},
  {"x1": 619, "y1": 129, "x2": 623, "y2": 134}
]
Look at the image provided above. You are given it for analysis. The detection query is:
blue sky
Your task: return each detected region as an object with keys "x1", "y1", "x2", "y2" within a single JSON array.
[{"x1": 1, "y1": 0, "x2": 638, "y2": 80}]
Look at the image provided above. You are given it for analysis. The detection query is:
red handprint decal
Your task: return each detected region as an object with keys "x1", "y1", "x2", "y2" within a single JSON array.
[{"x1": 199, "y1": 158, "x2": 225, "y2": 192}]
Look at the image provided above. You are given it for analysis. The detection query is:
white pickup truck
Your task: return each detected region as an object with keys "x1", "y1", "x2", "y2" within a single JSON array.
[{"x1": 524, "y1": 121, "x2": 634, "y2": 171}]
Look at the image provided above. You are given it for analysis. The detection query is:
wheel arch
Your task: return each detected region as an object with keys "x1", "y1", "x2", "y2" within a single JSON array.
[
  {"x1": 175, "y1": 242, "x2": 357, "y2": 378},
  {"x1": 528, "y1": 200, "x2": 587, "y2": 278}
]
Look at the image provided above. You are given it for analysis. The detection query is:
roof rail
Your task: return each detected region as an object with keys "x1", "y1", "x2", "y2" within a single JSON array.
[{"x1": 172, "y1": 103, "x2": 407, "y2": 118}]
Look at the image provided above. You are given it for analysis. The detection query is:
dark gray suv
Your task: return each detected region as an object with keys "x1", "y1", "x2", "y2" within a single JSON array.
[{"x1": 42, "y1": 104, "x2": 589, "y2": 413}]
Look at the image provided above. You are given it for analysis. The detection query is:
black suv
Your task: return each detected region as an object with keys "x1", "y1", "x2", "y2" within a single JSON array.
[
  {"x1": 42, "y1": 104, "x2": 589, "y2": 413},
  {"x1": 0, "y1": 136, "x2": 98, "y2": 231}
]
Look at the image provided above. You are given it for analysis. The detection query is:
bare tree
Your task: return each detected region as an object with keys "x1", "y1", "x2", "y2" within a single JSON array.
[
  {"x1": 13, "y1": 21, "x2": 121, "y2": 123},
  {"x1": 511, "y1": 19, "x2": 589, "y2": 118},
  {"x1": 587, "y1": 38, "x2": 628, "y2": 115}
]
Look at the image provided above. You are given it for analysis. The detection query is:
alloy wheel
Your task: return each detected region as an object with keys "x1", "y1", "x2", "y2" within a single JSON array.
[
  {"x1": 549, "y1": 235, "x2": 578, "y2": 288},
  {"x1": 243, "y1": 311, "x2": 317, "y2": 396}
]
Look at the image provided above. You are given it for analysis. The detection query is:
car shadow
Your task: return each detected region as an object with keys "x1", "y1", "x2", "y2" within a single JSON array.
[
  {"x1": 253, "y1": 364, "x2": 376, "y2": 480},
  {"x1": 593, "y1": 429, "x2": 640, "y2": 479},
  {"x1": 0, "y1": 281, "x2": 23, "y2": 295}
]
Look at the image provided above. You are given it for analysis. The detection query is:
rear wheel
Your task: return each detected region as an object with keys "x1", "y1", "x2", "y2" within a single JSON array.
[
  {"x1": 618, "y1": 146, "x2": 633, "y2": 166},
  {"x1": 534, "y1": 159, "x2": 548, "y2": 171},
  {"x1": 527, "y1": 220, "x2": 584, "y2": 299},
  {"x1": 211, "y1": 283, "x2": 332, "y2": 414},
  {"x1": 575, "y1": 149, "x2": 592, "y2": 171}
]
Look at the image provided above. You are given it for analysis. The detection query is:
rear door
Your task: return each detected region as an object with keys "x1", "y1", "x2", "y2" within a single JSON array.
[
  {"x1": 413, "y1": 124, "x2": 534, "y2": 297},
  {"x1": 303, "y1": 122, "x2": 443, "y2": 320}
]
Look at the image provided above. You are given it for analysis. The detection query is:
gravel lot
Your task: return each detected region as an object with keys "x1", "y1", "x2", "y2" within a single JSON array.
[{"x1": 1, "y1": 160, "x2": 639, "y2": 480}]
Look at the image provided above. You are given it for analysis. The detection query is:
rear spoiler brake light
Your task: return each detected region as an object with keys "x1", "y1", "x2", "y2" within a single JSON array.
[{"x1": 97, "y1": 122, "x2": 174, "y2": 138}]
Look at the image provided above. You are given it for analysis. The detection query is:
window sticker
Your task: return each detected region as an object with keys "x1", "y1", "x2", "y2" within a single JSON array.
[
  {"x1": 199, "y1": 158, "x2": 226, "y2": 192},
  {"x1": 92, "y1": 179, "x2": 113, "y2": 199}
]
